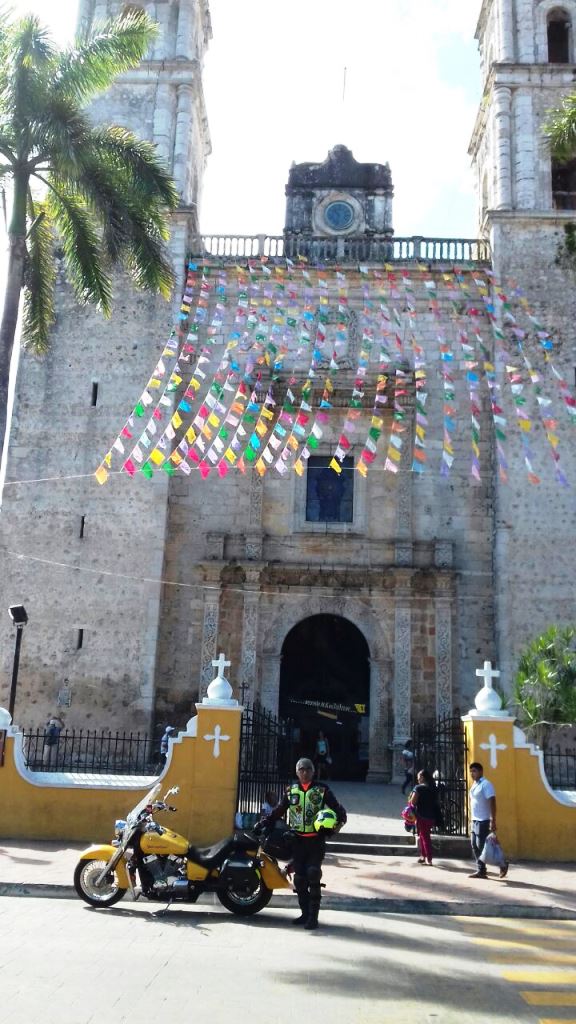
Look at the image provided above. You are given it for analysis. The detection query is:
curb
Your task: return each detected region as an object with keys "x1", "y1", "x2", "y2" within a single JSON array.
[{"x1": 1, "y1": 881, "x2": 575, "y2": 919}]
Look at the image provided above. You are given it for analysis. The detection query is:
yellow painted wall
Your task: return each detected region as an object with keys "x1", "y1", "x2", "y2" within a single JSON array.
[
  {"x1": 464, "y1": 715, "x2": 576, "y2": 861},
  {"x1": 0, "y1": 705, "x2": 242, "y2": 846}
]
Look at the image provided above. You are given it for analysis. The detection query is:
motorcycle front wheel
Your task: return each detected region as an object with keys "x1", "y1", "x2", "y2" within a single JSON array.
[
  {"x1": 217, "y1": 877, "x2": 272, "y2": 916},
  {"x1": 73, "y1": 858, "x2": 127, "y2": 908}
]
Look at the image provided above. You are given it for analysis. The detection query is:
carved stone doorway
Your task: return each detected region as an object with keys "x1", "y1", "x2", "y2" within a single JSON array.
[{"x1": 279, "y1": 614, "x2": 370, "y2": 780}]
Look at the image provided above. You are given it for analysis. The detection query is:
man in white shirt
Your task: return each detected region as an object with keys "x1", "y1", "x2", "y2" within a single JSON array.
[{"x1": 468, "y1": 761, "x2": 508, "y2": 879}]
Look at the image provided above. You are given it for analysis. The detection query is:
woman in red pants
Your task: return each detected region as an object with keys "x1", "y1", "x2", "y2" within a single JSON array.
[{"x1": 410, "y1": 768, "x2": 441, "y2": 865}]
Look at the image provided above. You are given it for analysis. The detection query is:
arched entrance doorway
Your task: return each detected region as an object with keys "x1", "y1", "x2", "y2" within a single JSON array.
[{"x1": 279, "y1": 614, "x2": 370, "y2": 780}]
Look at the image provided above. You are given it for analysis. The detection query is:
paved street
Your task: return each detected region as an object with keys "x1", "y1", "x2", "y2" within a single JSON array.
[{"x1": 2, "y1": 897, "x2": 576, "y2": 1024}]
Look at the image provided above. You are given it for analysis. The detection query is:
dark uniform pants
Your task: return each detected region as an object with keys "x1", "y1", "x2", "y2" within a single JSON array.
[{"x1": 292, "y1": 834, "x2": 326, "y2": 914}]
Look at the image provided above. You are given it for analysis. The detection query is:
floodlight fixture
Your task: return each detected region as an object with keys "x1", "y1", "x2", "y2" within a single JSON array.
[
  {"x1": 7, "y1": 604, "x2": 28, "y2": 719},
  {"x1": 8, "y1": 605, "x2": 28, "y2": 627}
]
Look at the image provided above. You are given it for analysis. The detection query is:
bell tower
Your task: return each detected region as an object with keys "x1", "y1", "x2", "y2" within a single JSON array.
[
  {"x1": 470, "y1": 0, "x2": 576, "y2": 683},
  {"x1": 0, "y1": 1, "x2": 212, "y2": 730},
  {"x1": 470, "y1": 0, "x2": 576, "y2": 250}
]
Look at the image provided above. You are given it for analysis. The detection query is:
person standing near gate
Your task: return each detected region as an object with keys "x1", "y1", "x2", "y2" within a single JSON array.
[
  {"x1": 259, "y1": 756, "x2": 347, "y2": 931},
  {"x1": 43, "y1": 715, "x2": 64, "y2": 765},
  {"x1": 468, "y1": 761, "x2": 508, "y2": 879}
]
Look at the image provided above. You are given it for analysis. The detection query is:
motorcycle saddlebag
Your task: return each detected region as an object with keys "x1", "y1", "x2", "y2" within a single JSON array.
[{"x1": 220, "y1": 857, "x2": 259, "y2": 889}]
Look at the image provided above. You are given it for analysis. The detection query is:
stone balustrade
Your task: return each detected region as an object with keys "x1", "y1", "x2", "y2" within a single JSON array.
[{"x1": 189, "y1": 234, "x2": 491, "y2": 264}]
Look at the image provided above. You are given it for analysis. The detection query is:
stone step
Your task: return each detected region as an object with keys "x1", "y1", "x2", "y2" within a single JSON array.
[
  {"x1": 334, "y1": 831, "x2": 415, "y2": 846},
  {"x1": 327, "y1": 832, "x2": 471, "y2": 859}
]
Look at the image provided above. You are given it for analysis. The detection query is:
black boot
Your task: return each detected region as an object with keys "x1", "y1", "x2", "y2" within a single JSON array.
[
  {"x1": 304, "y1": 903, "x2": 319, "y2": 930},
  {"x1": 293, "y1": 895, "x2": 309, "y2": 925}
]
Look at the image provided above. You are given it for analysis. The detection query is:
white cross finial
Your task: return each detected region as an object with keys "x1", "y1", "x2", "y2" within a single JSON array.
[
  {"x1": 212, "y1": 652, "x2": 231, "y2": 678},
  {"x1": 476, "y1": 660, "x2": 500, "y2": 689},
  {"x1": 203, "y1": 723, "x2": 230, "y2": 758},
  {"x1": 479, "y1": 732, "x2": 507, "y2": 769}
]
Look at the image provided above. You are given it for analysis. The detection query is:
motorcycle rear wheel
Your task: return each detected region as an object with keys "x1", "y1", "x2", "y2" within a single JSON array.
[
  {"x1": 74, "y1": 858, "x2": 127, "y2": 908},
  {"x1": 217, "y1": 878, "x2": 272, "y2": 916}
]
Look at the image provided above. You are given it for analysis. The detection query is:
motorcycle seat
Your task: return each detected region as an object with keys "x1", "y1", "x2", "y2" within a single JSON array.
[{"x1": 189, "y1": 837, "x2": 234, "y2": 869}]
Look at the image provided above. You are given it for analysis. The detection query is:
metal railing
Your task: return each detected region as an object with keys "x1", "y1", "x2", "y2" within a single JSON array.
[
  {"x1": 21, "y1": 728, "x2": 160, "y2": 775},
  {"x1": 236, "y1": 704, "x2": 294, "y2": 825},
  {"x1": 411, "y1": 713, "x2": 469, "y2": 836},
  {"x1": 189, "y1": 234, "x2": 491, "y2": 265},
  {"x1": 544, "y1": 745, "x2": 576, "y2": 789}
]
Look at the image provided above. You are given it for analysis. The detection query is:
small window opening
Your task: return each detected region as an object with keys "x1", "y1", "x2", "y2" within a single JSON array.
[
  {"x1": 552, "y1": 157, "x2": 576, "y2": 208},
  {"x1": 548, "y1": 9, "x2": 571, "y2": 63},
  {"x1": 91, "y1": 382, "x2": 99, "y2": 407},
  {"x1": 79, "y1": 515, "x2": 86, "y2": 539},
  {"x1": 305, "y1": 456, "x2": 354, "y2": 523},
  {"x1": 76, "y1": 628, "x2": 84, "y2": 650}
]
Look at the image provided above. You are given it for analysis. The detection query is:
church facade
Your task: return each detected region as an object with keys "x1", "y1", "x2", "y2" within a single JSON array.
[{"x1": 1, "y1": 0, "x2": 575, "y2": 781}]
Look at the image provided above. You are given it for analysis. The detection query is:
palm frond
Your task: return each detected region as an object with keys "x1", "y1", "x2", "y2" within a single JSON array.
[
  {"x1": 87, "y1": 126, "x2": 179, "y2": 210},
  {"x1": 54, "y1": 9, "x2": 158, "y2": 105},
  {"x1": 45, "y1": 181, "x2": 112, "y2": 315},
  {"x1": 21, "y1": 196, "x2": 56, "y2": 353},
  {"x1": 544, "y1": 94, "x2": 576, "y2": 160},
  {"x1": 1, "y1": 16, "x2": 56, "y2": 128},
  {"x1": 124, "y1": 219, "x2": 175, "y2": 299},
  {"x1": 28, "y1": 98, "x2": 92, "y2": 173}
]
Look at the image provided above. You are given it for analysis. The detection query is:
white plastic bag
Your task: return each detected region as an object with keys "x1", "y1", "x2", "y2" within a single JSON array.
[{"x1": 479, "y1": 832, "x2": 507, "y2": 868}]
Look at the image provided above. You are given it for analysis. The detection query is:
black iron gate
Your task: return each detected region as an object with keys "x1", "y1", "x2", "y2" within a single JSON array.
[
  {"x1": 412, "y1": 713, "x2": 469, "y2": 836},
  {"x1": 236, "y1": 704, "x2": 294, "y2": 825}
]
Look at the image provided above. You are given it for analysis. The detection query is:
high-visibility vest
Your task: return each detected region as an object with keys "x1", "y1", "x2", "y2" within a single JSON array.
[{"x1": 288, "y1": 783, "x2": 326, "y2": 834}]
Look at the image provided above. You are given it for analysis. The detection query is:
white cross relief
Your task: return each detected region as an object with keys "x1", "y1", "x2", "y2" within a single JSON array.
[
  {"x1": 479, "y1": 732, "x2": 507, "y2": 769},
  {"x1": 212, "y1": 652, "x2": 231, "y2": 677},
  {"x1": 203, "y1": 724, "x2": 230, "y2": 758},
  {"x1": 476, "y1": 660, "x2": 500, "y2": 689}
]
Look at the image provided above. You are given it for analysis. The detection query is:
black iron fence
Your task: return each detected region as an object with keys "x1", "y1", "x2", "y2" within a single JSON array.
[
  {"x1": 544, "y1": 746, "x2": 576, "y2": 790},
  {"x1": 21, "y1": 728, "x2": 159, "y2": 775},
  {"x1": 411, "y1": 713, "x2": 469, "y2": 836},
  {"x1": 236, "y1": 704, "x2": 294, "y2": 825}
]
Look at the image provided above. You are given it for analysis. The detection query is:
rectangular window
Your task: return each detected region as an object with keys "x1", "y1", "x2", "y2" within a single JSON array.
[
  {"x1": 305, "y1": 455, "x2": 354, "y2": 523},
  {"x1": 79, "y1": 515, "x2": 86, "y2": 539},
  {"x1": 91, "y1": 382, "x2": 99, "y2": 407},
  {"x1": 76, "y1": 628, "x2": 84, "y2": 651}
]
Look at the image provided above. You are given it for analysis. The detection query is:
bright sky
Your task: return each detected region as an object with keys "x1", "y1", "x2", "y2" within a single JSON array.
[{"x1": 6, "y1": 0, "x2": 482, "y2": 239}]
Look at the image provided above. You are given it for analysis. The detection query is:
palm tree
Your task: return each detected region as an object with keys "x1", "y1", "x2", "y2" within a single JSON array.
[{"x1": 0, "y1": 9, "x2": 179, "y2": 462}]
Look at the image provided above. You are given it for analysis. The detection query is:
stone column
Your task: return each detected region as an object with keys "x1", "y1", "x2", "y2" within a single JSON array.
[
  {"x1": 514, "y1": 89, "x2": 536, "y2": 211},
  {"x1": 393, "y1": 589, "x2": 412, "y2": 749},
  {"x1": 493, "y1": 87, "x2": 513, "y2": 210},
  {"x1": 173, "y1": 84, "x2": 194, "y2": 200},
  {"x1": 498, "y1": 0, "x2": 515, "y2": 61},
  {"x1": 366, "y1": 656, "x2": 390, "y2": 783},
  {"x1": 239, "y1": 569, "x2": 261, "y2": 703},
  {"x1": 153, "y1": 83, "x2": 176, "y2": 170},
  {"x1": 435, "y1": 577, "x2": 453, "y2": 718},
  {"x1": 260, "y1": 652, "x2": 281, "y2": 715},
  {"x1": 176, "y1": 1, "x2": 195, "y2": 59},
  {"x1": 199, "y1": 569, "x2": 221, "y2": 700}
]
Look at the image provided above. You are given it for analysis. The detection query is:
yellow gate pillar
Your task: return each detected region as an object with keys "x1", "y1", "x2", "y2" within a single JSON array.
[{"x1": 462, "y1": 660, "x2": 519, "y2": 858}]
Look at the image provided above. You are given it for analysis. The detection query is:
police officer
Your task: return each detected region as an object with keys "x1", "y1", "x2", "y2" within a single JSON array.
[{"x1": 261, "y1": 756, "x2": 346, "y2": 930}]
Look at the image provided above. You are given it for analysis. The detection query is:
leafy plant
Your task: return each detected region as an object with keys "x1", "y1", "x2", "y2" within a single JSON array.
[{"x1": 513, "y1": 625, "x2": 576, "y2": 749}]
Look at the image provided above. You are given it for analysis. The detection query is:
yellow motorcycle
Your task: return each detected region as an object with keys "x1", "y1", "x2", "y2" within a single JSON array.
[{"x1": 73, "y1": 783, "x2": 291, "y2": 915}]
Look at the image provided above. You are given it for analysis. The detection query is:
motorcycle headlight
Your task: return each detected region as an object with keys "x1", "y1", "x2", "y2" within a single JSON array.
[{"x1": 114, "y1": 818, "x2": 127, "y2": 837}]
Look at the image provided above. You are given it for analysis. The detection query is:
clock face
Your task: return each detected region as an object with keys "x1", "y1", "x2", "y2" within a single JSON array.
[{"x1": 324, "y1": 200, "x2": 354, "y2": 231}]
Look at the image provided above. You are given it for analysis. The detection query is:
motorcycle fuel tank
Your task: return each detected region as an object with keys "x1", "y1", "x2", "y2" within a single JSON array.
[{"x1": 140, "y1": 829, "x2": 189, "y2": 856}]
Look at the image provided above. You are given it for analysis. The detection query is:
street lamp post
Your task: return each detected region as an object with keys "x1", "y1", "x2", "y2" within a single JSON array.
[{"x1": 8, "y1": 604, "x2": 28, "y2": 720}]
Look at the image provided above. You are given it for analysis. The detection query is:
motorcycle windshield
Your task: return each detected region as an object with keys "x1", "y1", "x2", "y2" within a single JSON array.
[{"x1": 125, "y1": 783, "x2": 161, "y2": 829}]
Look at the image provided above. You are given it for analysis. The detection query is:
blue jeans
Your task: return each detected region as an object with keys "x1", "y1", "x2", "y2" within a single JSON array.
[{"x1": 471, "y1": 819, "x2": 491, "y2": 873}]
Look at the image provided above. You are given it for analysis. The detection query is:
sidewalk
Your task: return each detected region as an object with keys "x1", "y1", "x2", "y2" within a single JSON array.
[{"x1": 1, "y1": 836, "x2": 575, "y2": 918}]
